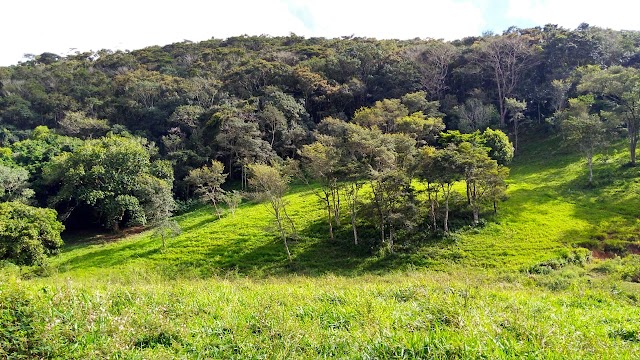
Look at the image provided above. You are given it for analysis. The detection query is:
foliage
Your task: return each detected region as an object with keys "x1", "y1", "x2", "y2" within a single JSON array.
[
  {"x1": 248, "y1": 163, "x2": 295, "y2": 261},
  {"x1": 185, "y1": 160, "x2": 227, "y2": 218},
  {"x1": 0, "y1": 202, "x2": 64, "y2": 265},
  {"x1": 44, "y1": 135, "x2": 173, "y2": 231},
  {"x1": 153, "y1": 219, "x2": 182, "y2": 250},
  {"x1": 0, "y1": 164, "x2": 34, "y2": 203}
]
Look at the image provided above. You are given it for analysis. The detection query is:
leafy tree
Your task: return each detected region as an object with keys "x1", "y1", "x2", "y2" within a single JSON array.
[
  {"x1": 353, "y1": 98, "x2": 408, "y2": 133},
  {"x1": 153, "y1": 219, "x2": 182, "y2": 250},
  {"x1": 578, "y1": 65, "x2": 640, "y2": 165},
  {"x1": 404, "y1": 41, "x2": 458, "y2": 99},
  {"x1": 0, "y1": 165, "x2": 34, "y2": 203},
  {"x1": 457, "y1": 142, "x2": 499, "y2": 224},
  {"x1": 185, "y1": 160, "x2": 227, "y2": 218},
  {"x1": 455, "y1": 98, "x2": 498, "y2": 132},
  {"x1": 0, "y1": 202, "x2": 64, "y2": 265},
  {"x1": 479, "y1": 128, "x2": 514, "y2": 165},
  {"x1": 58, "y1": 111, "x2": 110, "y2": 139},
  {"x1": 248, "y1": 163, "x2": 295, "y2": 262},
  {"x1": 505, "y1": 98, "x2": 527, "y2": 153},
  {"x1": 223, "y1": 190, "x2": 243, "y2": 216},
  {"x1": 431, "y1": 145, "x2": 465, "y2": 233},
  {"x1": 45, "y1": 135, "x2": 174, "y2": 231},
  {"x1": 474, "y1": 34, "x2": 537, "y2": 126},
  {"x1": 214, "y1": 104, "x2": 275, "y2": 188},
  {"x1": 559, "y1": 96, "x2": 611, "y2": 184},
  {"x1": 300, "y1": 139, "x2": 341, "y2": 241}
]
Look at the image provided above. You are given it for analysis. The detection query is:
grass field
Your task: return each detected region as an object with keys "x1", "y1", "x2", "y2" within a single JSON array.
[{"x1": 3, "y1": 136, "x2": 640, "y2": 358}]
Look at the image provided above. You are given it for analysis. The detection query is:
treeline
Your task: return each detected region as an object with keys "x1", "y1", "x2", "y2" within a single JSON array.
[{"x1": 2, "y1": 24, "x2": 640, "y2": 263}]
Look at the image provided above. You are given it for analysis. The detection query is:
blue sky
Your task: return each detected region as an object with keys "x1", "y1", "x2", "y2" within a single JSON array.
[{"x1": 1, "y1": 0, "x2": 638, "y2": 66}]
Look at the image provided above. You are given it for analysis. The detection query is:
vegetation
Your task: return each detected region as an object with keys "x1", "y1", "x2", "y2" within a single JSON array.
[
  {"x1": 2, "y1": 23, "x2": 640, "y2": 358},
  {"x1": 0, "y1": 201, "x2": 64, "y2": 265}
]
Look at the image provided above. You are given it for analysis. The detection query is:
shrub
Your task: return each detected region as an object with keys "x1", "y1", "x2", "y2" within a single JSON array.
[{"x1": 0, "y1": 202, "x2": 64, "y2": 265}]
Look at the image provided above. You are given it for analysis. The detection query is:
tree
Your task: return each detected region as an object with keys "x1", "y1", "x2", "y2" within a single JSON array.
[
  {"x1": 214, "y1": 104, "x2": 275, "y2": 189},
  {"x1": 474, "y1": 34, "x2": 536, "y2": 127},
  {"x1": 58, "y1": 111, "x2": 110, "y2": 139},
  {"x1": 0, "y1": 165, "x2": 34, "y2": 203},
  {"x1": 185, "y1": 160, "x2": 228, "y2": 219},
  {"x1": 153, "y1": 219, "x2": 181, "y2": 250},
  {"x1": 479, "y1": 128, "x2": 514, "y2": 165},
  {"x1": 505, "y1": 98, "x2": 526, "y2": 153},
  {"x1": 0, "y1": 202, "x2": 64, "y2": 265},
  {"x1": 45, "y1": 135, "x2": 174, "y2": 231},
  {"x1": 455, "y1": 98, "x2": 498, "y2": 132},
  {"x1": 431, "y1": 145, "x2": 465, "y2": 233},
  {"x1": 353, "y1": 98, "x2": 408, "y2": 133},
  {"x1": 223, "y1": 190, "x2": 243, "y2": 215},
  {"x1": 300, "y1": 139, "x2": 341, "y2": 241},
  {"x1": 457, "y1": 142, "x2": 499, "y2": 224},
  {"x1": 405, "y1": 41, "x2": 458, "y2": 99},
  {"x1": 559, "y1": 96, "x2": 610, "y2": 184},
  {"x1": 578, "y1": 65, "x2": 640, "y2": 165},
  {"x1": 248, "y1": 163, "x2": 295, "y2": 262}
]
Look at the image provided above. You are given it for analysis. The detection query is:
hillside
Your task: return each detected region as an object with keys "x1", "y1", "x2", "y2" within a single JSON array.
[
  {"x1": 44, "y1": 137, "x2": 640, "y2": 278},
  {"x1": 3, "y1": 138, "x2": 640, "y2": 358}
]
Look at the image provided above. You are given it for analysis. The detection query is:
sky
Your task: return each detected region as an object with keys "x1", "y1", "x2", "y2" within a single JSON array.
[{"x1": 1, "y1": 0, "x2": 639, "y2": 66}]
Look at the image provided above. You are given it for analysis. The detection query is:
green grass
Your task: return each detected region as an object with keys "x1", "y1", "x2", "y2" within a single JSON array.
[
  {"x1": 4, "y1": 135, "x2": 640, "y2": 358},
  {"x1": 3, "y1": 266, "x2": 640, "y2": 359}
]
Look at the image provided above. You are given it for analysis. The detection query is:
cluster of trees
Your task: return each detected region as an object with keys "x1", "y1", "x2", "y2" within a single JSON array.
[
  {"x1": 2, "y1": 24, "x2": 640, "y2": 263},
  {"x1": 550, "y1": 65, "x2": 640, "y2": 184},
  {"x1": 185, "y1": 95, "x2": 513, "y2": 256}
]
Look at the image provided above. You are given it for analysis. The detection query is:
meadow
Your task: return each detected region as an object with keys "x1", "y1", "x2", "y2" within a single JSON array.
[{"x1": 3, "y1": 138, "x2": 640, "y2": 359}]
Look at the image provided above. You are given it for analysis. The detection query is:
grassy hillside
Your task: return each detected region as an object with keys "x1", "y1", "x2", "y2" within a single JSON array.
[
  {"x1": 4, "y1": 137, "x2": 640, "y2": 358},
  {"x1": 45, "y1": 137, "x2": 640, "y2": 278}
]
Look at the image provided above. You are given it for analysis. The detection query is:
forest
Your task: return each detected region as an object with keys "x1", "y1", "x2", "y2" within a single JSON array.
[{"x1": 2, "y1": 23, "x2": 640, "y2": 264}]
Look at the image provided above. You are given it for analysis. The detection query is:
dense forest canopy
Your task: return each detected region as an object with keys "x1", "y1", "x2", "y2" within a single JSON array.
[{"x1": 2, "y1": 23, "x2": 640, "y2": 262}]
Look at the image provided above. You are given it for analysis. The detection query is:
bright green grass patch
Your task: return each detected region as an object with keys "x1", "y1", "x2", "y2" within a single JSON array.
[{"x1": 2, "y1": 268, "x2": 639, "y2": 359}]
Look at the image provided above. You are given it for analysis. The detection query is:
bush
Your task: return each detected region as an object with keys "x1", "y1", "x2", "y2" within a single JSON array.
[{"x1": 0, "y1": 202, "x2": 64, "y2": 265}]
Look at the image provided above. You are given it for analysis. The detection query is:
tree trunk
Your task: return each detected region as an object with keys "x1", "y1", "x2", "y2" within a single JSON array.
[
  {"x1": 350, "y1": 183, "x2": 360, "y2": 245},
  {"x1": 443, "y1": 184, "x2": 450, "y2": 234},
  {"x1": 473, "y1": 207, "x2": 479, "y2": 225},
  {"x1": 472, "y1": 182, "x2": 479, "y2": 225},
  {"x1": 465, "y1": 180, "x2": 471, "y2": 205},
  {"x1": 630, "y1": 133, "x2": 637, "y2": 166},
  {"x1": 274, "y1": 206, "x2": 292, "y2": 262},
  {"x1": 388, "y1": 227, "x2": 394, "y2": 254},
  {"x1": 428, "y1": 184, "x2": 437, "y2": 230},
  {"x1": 325, "y1": 193, "x2": 334, "y2": 241},
  {"x1": 514, "y1": 119, "x2": 519, "y2": 154},
  {"x1": 588, "y1": 153, "x2": 593, "y2": 184},
  {"x1": 332, "y1": 181, "x2": 341, "y2": 226}
]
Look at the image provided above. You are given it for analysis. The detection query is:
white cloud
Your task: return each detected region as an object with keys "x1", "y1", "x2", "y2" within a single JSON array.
[
  {"x1": 506, "y1": 0, "x2": 640, "y2": 30},
  {"x1": 0, "y1": 0, "x2": 486, "y2": 66},
  {"x1": 3, "y1": 0, "x2": 639, "y2": 66},
  {"x1": 286, "y1": 0, "x2": 486, "y2": 40}
]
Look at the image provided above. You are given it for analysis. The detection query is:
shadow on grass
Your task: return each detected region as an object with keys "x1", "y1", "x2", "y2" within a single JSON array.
[{"x1": 55, "y1": 236, "x2": 161, "y2": 272}]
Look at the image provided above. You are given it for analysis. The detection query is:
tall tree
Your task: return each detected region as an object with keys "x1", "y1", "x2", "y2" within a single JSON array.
[
  {"x1": 505, "y1": 98, "x2": 527, "y2": 153},
  {"x1": 474, "y1": 34, "x2": 536, "y2": 127},
  {"x1": 0, "y1": 164, "x2": 34, "y2": 203},
  {"x1": 185, "y1": 160, "x2": 228, "y2": 219},
  {"x1": 578, "y1": 65, "x2": 640, "y2": 165},
  {"x1": 559, "y1": 96, "x2": 610, "y2": 184},
  {"x1": 248, "y1": 163, "x2": 295, "y2": 262}
]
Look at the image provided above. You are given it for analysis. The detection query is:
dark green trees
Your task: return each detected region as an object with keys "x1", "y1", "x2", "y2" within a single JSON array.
[{"x1": 45, "y1": 135, "x2": 174, "y2": 231}]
